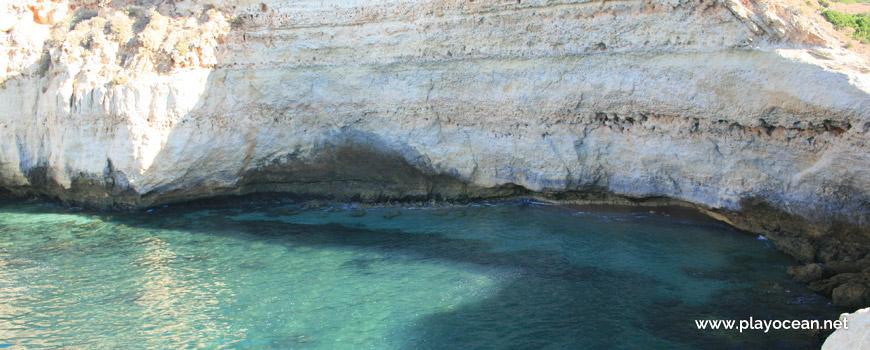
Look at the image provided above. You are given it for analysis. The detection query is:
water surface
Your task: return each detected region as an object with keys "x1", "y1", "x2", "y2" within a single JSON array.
[{"x1": 0, "y1": 200, "x2": 845, "y2": 349}]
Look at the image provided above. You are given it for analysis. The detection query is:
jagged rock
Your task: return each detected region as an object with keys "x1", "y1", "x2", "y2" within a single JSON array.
[
  {"x1": 788, "y1": 264, "x2": 825, "y2": 283},
  {"x1": 0, "y1": 0, "x2": 868, "y2": 292},
  {"x1": 809, "y1": 271, "x2": 870, "y2": 307},
  {"x1": 832, "y1": 283, "x2": 870, "y2": 309}
]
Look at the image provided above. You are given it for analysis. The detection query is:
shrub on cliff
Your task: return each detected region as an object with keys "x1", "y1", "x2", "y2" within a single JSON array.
[{"x1": 821, "y1": 9, "x2": 870, "y2": 43}]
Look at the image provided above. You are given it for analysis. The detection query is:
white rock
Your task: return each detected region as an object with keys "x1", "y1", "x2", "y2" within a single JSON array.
[
  {"x1": 0, "y1": 1, "x2": 866, "y2": 238},
  {"x1": 0, "y1": 14, "x2": 17, "y2": 32},
  {"x1": 822, "y1": 308, "x2": 870, "y2": 350}
]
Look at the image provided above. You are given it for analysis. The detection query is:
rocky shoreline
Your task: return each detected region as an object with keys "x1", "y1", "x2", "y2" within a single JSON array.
[
  {"x1": 4, "y1": 177, "x2": 870, "y2": 308},
  {"x1": 1, "y1": 0, "x2": 869, "y2": 312}
]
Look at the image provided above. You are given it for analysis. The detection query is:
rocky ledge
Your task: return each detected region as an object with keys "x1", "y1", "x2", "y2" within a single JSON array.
[{"x1": 0, "y1": 0, "x2": 869, "y2": 307}]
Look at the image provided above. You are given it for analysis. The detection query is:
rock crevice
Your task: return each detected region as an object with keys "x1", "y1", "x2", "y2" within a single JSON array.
[{"x1": 1, "y1": 0, "x2": 869, "y2": 306}]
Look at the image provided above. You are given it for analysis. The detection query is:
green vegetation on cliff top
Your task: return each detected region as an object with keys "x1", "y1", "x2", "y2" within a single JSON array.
[{"x1": 821, "y1": 9, "x2": 870, "y2": 43}]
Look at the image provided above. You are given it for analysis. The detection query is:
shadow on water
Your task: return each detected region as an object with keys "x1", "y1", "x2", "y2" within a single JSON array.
[
  {"x1": 123, "y1": 204, "x2": 843, "y2": 349},
  {"x1": 0, "y1": 200, "x2": 845, "y2": 349}
]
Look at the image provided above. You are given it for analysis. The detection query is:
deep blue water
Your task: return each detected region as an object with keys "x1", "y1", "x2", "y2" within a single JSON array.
[{"x1": 0, "y1": 199, "x2": 846, "y2": 349}]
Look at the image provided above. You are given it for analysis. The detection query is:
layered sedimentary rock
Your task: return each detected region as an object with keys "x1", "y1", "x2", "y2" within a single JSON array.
[{"x1": 0, "y1": 0, "x2": 869, "y2": 305}]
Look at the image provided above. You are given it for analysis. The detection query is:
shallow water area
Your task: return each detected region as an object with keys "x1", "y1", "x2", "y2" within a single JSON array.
[{"x1": 0, "y1": 199, "x2": 847, "y2": 349}]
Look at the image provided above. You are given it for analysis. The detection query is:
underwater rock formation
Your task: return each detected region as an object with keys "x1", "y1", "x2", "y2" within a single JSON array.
[{"x1": 0, "y1": 0, "x2": 868, "y2": 305}]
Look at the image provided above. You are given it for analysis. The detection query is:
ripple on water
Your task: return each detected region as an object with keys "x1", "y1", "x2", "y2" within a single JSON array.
[{"x1": 0, "y1": 200, "x2": 848, "y2": 349}]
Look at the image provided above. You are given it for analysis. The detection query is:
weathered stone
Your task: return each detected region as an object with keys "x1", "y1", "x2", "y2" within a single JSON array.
[
  {"x1": 822, "y1": 308, "x2": 870, "y2": 350},
  {"x1": 810, "y1": 272, "x2": 870, "y2": 307},
  {"x1": 788, "y1": 264, "x2": 825, "y2": 283},
  {"x1": 832, "y1": 283, "x2": 870, "y2": 309},
  {"x1": 0, "y1": 0, "x2": 868, "y2": 306}
]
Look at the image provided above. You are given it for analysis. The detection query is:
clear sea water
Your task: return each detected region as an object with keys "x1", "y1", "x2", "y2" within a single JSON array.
[{"x1": 0, "y1": 199, "x2": 847, "y2": 349}]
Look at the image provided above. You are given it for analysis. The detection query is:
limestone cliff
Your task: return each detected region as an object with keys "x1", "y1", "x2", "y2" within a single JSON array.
[
  {"x1": 1, "y1": 0, "x2": 869, "y2": 305},
  {"x1": 822, "y1": 307, "x2": 869, "y2": 350}
]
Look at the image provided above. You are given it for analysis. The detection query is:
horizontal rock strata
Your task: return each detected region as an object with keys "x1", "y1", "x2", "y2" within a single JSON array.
[{"x1": 1, "y1": 0, "x2": 869, "y2": 305}]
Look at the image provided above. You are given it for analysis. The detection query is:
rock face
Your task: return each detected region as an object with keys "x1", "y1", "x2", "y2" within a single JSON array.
[
  {"x1": 0, "y1": 1, "x2": 869, "y2": 302},
  {"x1": 810, "y1": 268, "x2": 870, "y2": 308},
  {"x1": 822, "y1": 307, "x2": 870, "y2": 350},
  {"x1": 789, "y1": 263, "x2": 825, "y2": 283}
]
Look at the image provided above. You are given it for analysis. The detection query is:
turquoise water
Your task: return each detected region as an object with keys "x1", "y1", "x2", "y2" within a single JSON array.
[{"x1": 0, "y1": 199, "x2": 845, "y2": 349}]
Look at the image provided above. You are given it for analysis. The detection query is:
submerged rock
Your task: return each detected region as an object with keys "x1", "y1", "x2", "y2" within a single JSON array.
[{"x1": 0, "y1": 0, "x2": 868, "y2": 305}]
